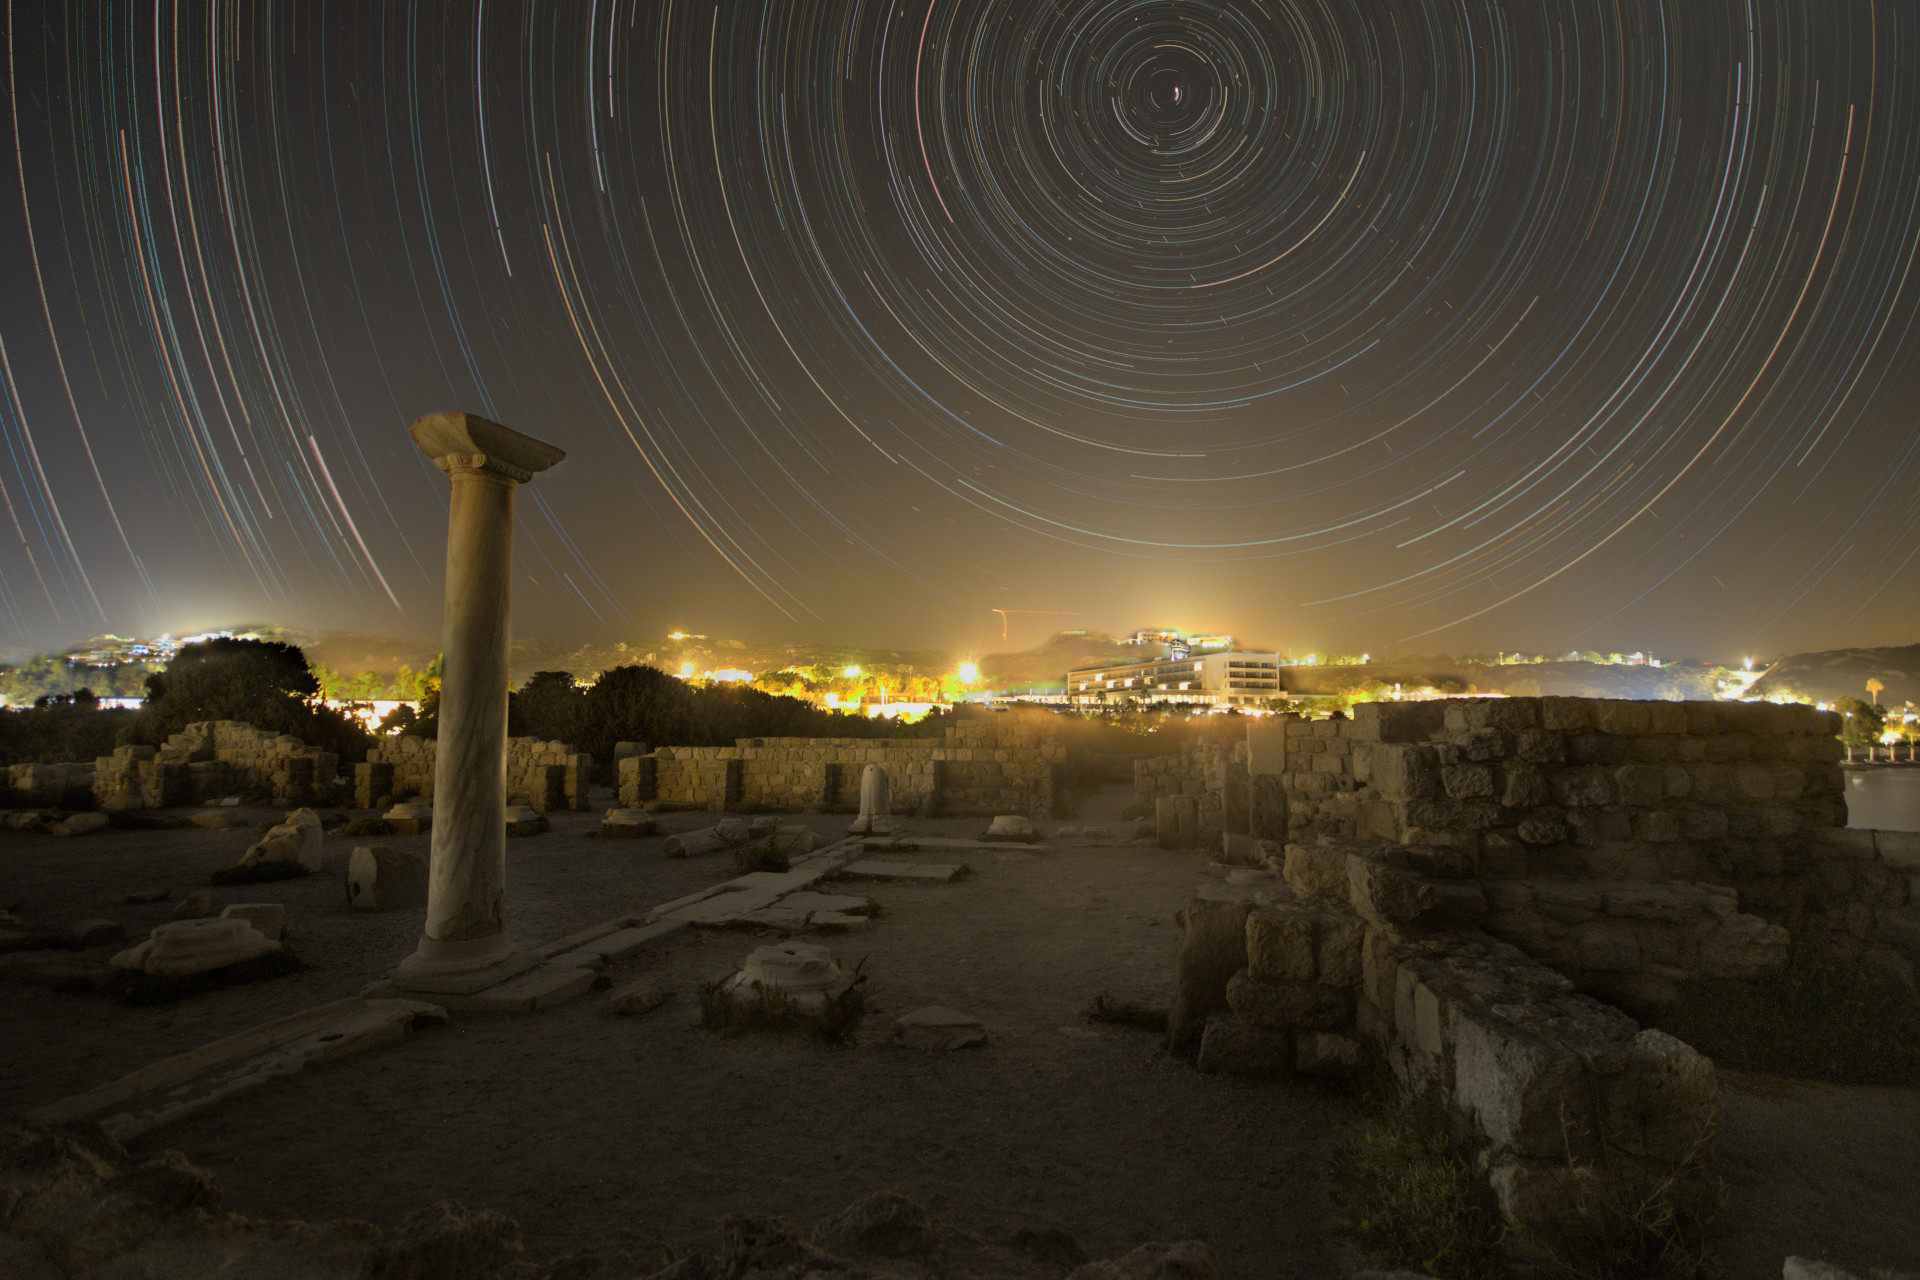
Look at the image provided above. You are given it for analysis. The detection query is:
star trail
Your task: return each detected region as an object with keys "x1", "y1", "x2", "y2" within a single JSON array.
[{"x1": 0, "y1": 0, "x2": 1916, "y2": 659}]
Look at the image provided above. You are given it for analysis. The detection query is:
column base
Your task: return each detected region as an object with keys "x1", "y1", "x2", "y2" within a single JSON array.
[{"x1": 388, "y1": 933, "x2": 538, "y2": 995}]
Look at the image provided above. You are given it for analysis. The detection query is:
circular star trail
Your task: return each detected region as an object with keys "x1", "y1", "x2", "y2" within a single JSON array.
[{"x1": 0, "y1": 0, "x2": 1916, "y2": 657}]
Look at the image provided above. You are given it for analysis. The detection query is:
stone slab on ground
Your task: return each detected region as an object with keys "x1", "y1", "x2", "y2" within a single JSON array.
[
  {"x1": 723, "y1": 868, "x2": 827, "y2": 893},
  {"x1": 777, "y1": 891, "x2": 875, "y2": 915},
  {"x1": 653, "y1": 887, "x2": 787, "y2": 924},
  {"x1": 558, "y1": 920, "x2": 688, "y2": 964},
  {"x1": 643, "y1": 886, "x2": 727, "y2": 922},
  {"x1": 896, "y1": 1005, "x2": 987, "y2": 1050},
  {"x1": 839, "y1": 860, "x2": 965, "y2": 882},
  {"x1": 369, "y1": 961, "x2": 597, "y2": 1014},
  {"x1": 26, "y1": 996, "x2": 446, "y2": 1141}
]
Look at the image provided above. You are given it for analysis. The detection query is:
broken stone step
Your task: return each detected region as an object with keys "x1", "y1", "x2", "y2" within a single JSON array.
[
  {"x1": 722, "y1": 868, "x2": 826, "y2": 893},
  {"x1": 838, "y1": 860, "x2": 964, "y2": 882},
  {"x1": 654, "y1": 887, "x2": 786, "y2": 925},
  {"x1": 429, "y1": 962, "x2": 598, "y2": 1014},
  {"x1": 557, "y1": 919, "x2": 688, "y2": 964},
  {"x1": 27, "y1": 997, "x2": 445, "y2": 1140}
]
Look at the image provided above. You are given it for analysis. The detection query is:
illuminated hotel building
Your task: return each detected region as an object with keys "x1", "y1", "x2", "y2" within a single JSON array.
[{"x1": 1066, "y1": 648, "x2": 1283, "y2": 709}]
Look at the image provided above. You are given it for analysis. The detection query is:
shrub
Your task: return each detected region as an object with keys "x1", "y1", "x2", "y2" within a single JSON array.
[{"x1": 1333, "y1": 1084, "x2": 1510, "y2": 1279}]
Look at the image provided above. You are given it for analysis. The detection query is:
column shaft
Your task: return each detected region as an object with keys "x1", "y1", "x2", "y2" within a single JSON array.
[{"x1": 424, "y1": 468, "x2": 515, "y2": 943}]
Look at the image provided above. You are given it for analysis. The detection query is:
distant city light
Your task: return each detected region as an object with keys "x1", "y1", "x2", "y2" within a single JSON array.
[
  {"x1": 958, "y1": 662, "x2": 979, "y2": 683},
  {"x1": 843, "y1": 665, "x2": 862, "y2": 678}
]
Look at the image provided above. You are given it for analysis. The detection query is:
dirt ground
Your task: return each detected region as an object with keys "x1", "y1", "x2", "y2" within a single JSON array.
[{"x1": 2, "y1": 785, "x2": 1917, "y2": 1278}]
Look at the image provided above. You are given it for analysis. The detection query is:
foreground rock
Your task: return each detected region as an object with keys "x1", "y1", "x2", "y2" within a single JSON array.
[
  {"x1": 347, "y1": 844, "x2": 429, "y2": 911},
  {"x1": 236, "y1": 807, "x2": 323, "y2": 873},
  {"x1": 0, "y1": 1130, "x2": 1220, "y2": 1280},
  {"x1": 110, "y1": 918, "x2": 280, "y2": 977}
]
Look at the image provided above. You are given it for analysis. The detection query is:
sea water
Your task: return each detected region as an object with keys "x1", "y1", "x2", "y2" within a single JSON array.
[{"x1": 1845, "y1": 768, "x2": 1920, "y2": 832}]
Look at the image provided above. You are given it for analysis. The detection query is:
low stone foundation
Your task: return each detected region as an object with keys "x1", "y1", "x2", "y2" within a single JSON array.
[
  {"x1": 1175, "y1": 837, "x2": 1726, "y2": 1253},
  {"x1": 89, "y1": 721, "x2": 338, "y2": 810},
  {"x1": 354, "y1": 736, "x2": 591, "y2": 812},
  {"x1": 617, "y1": 713, "x2": 1068, "y2": 818}
]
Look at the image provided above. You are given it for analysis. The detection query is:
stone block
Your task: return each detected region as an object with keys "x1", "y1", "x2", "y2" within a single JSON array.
[
  {"x1": 49, "y1": 811, "x2": 109, "y2": 837},
  {"x1": 1195, "y1": 1014, "x2": 1292, "y2": 1076},
  {"x1": 1697, "y1": 912, "x2": 1789, "y2": 979},
  {"x1": 1245, "y1": 905, "x2": 1317, "y2": 982},
  {"x1": 1295, "y1": 1031, "x2": 1367, "y2": 1078},
  {"x1": 174, "y1": 890, "x2": 214, "y2": 920},
  {"x1": 1539, "y1": 698, "x2": 1594, "y2": 732},
  {"x1": 1371, "y1": 744, "x2": 1440, "y2": 799},
  {"x1": 1443, "y1": 764, "x2": 1495, "y2": 800},
  {"x1": 1450, "y1": 1004, "x2": 1592, "y2": 1160},
  {"x1": 1634, "y1": 810, "x2": 1681, "y2": 843},
  {"x1": 238, "y1": 808, "x2": 323, "y2": 873},
  {"x1": 897, "y1": 1005, "x2": 987, "y2": 1050},
  {"x1": 111, "y1": 917, "x2": 280, "y2": 977},
  {"x1": 1316, "y1": 912, "x2": 1366, "y2": 987},
  {"x1": 347, "y1": 845, "x2": 429, "y2": 911},
  {"x1": 1597, "y1": 1029, "x2": 1718, "y2": 1163},
  {"x1": 1550, "y1": 768, "x2": 1615, "y2": 807},
  {"x1": 1168, "y1": 898, "x2": 1252, "y2": 1056},
  {"x1": 1227, "y1": 969, "x2": 1349, "y2": 1030},
  {"x1": 1876, "y1": 830, "x2": 1920, "y2": 872},
  {"x1": 1601, "y1": 884, "x2": 1703, "y2": 924},
  {"x1": 1349, "y1": 856, "x2": 1486, "y2": 931},
  {"x1": 1283, "y1": 841, "x2": 1351, "y2": 900},
  {"x1": 220, "y1": 902, "x2": 284, "y2": 943}
]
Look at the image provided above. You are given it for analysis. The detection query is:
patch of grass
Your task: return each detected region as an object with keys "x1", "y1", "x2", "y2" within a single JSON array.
[
  {"x1": 1083, "y1": 994, "x2": 1168, "y2": 1035},
  {"x1": 337, "y1": 817, "x2": 392, "y2": 838},
  {"x1": 1645, "y1": 948, "x2": 1920, "y2": 1086},
  {"x1": 208, "y1": 861, "x2": 308, "y2": 886},
  {"x1": 698, "y1": 971, "x2": 866, "y2": 1044},
  {"x1": 107, "y1": 946, "x2": 306, "y2": 1006},
  {"x1": 1333, "y1": 1084, "x2": 1511, "y2": 1280}
]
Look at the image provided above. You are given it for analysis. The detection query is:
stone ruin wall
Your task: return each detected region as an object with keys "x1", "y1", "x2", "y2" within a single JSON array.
[
  {"x1": 1247, "y1": 697, "x2": 1917, "y2": 992},
  {"x1": 3, "y1": 761, "x2": 98, "y2": 809},
  {"x1": 354, "y1": 736, "x2": 590, "y2": 812},
  {"x1": 618, "y1": 713, "x2": 1067, "y2": 818},
  {"x1": 84, "y1": 721, "x2": 338, "y2": 810},
  {"x1": 1160, "y1": 696, "x2": 1920, "y2": 1251}
]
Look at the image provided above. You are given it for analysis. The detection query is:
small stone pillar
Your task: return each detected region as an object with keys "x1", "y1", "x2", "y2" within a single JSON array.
[{"x1": 390, "y1": 413, "x2": 564, "y2": 994}]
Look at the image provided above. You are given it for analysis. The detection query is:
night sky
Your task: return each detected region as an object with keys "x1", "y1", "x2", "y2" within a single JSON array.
[{"x1": 1, "y1": 1, "x2": 1917, "y2": 663}]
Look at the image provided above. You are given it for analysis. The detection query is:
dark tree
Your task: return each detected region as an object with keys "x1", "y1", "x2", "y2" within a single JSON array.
[
  {"x1": 510, "y1": 670, "x2": 587, "y2": 743},
  {"x1": 118, "y1": 638, "x2": 371, "y2": 762}
]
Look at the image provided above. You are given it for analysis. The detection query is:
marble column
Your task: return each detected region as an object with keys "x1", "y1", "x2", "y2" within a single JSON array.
[{"x1": 390, "y1": 412, "x2": 564, "y2": 994}]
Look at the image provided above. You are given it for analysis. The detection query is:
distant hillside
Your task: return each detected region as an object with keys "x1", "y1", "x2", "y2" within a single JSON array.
[
  {"x1": 1746, "y1": 644, "x2": 1920, "y2": 708},
  {"x1": 1279, "y1": 658, "x2": 1718, "y2": 701}
]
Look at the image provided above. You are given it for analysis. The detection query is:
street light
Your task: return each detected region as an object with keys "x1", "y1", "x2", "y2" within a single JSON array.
[{"x1": 958, "y1": 662, "x2": 979, "y2": 683}]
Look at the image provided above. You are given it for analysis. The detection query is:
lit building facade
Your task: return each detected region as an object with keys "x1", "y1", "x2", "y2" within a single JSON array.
[{"x1": 1067, "y1": 649, "x2": 1283, "y2": 709}]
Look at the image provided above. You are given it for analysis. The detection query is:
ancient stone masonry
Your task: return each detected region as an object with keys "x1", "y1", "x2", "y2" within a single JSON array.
[
  {"x1": 355, "y1": 736, "x2": 590, "y2": 812},
  {"x1": 617, "y1": 711, "x2": 1068, "y2": 818},
  {"x1": 1165, "y1": 695, "x2": 1920, "y2": 1252},
  {"x1": 88, "y1": 721, "x2": 337, "y2": 810},
  {"x1": 1148, "y1": 697, "x2": 1919, "y2": 990},
  {"x1": 3, "y1": 760, "x2": 97, "y2": 809},
  {"x1": 1134, "y1": 743, "x2": 1249, "y2": 848},
  {"x1": 1180, "y1": 839, "x2": 1724, "y2": 1255}
]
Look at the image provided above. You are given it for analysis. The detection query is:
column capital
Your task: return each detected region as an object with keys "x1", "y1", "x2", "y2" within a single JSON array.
[{"x1": 410, "y1": 411, "x2": 565, "y2": 482}]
